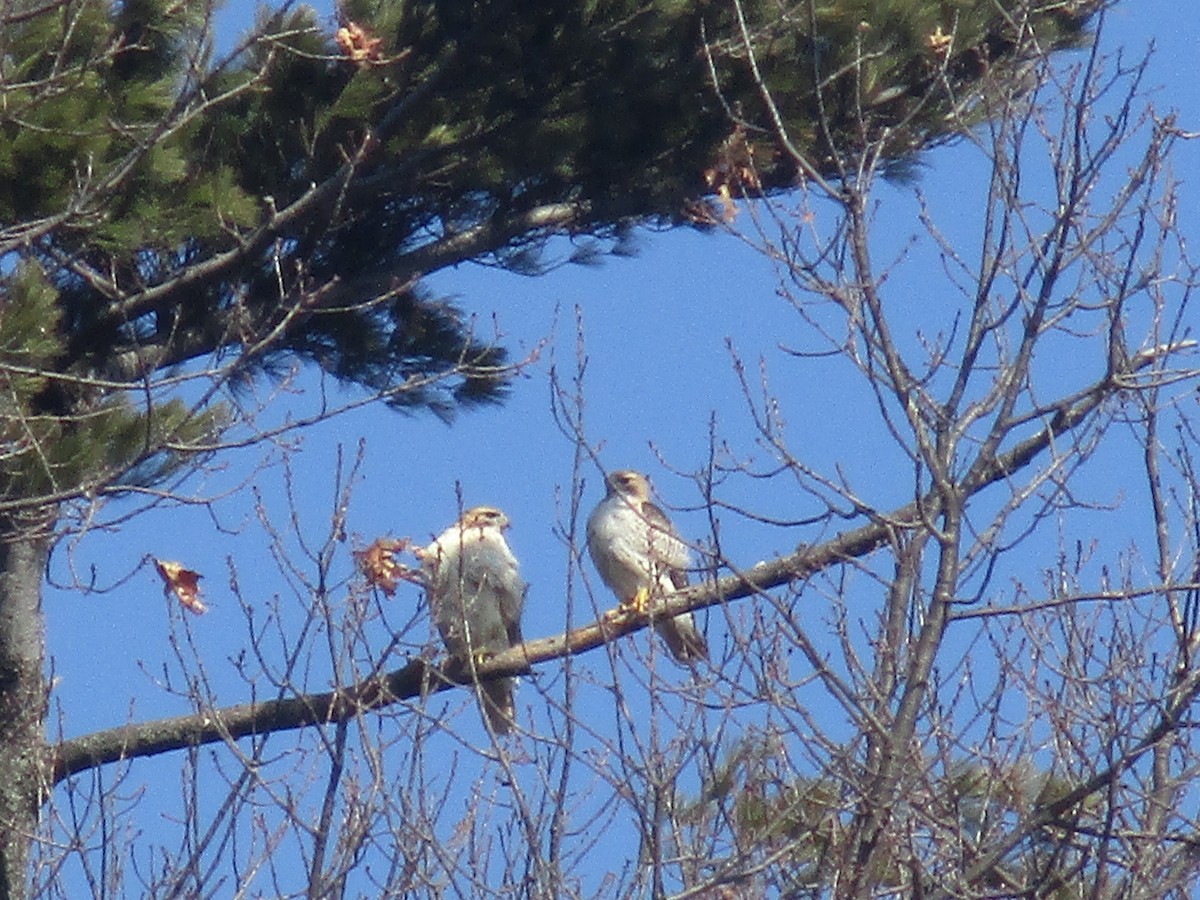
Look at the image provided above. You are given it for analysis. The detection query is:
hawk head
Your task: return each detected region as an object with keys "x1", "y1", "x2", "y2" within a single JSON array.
[
  {"x1": 460, "y1": 505, "x2": 510, "y2": 531},
  {"x1": 605, "y1": 470, "x2": 652, "y2": 502}
]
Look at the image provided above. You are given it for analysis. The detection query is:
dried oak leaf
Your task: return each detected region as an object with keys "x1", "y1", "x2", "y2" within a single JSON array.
[
  {"x1": 354, "y1": 537, "x2": 413, "y2": 596},
  {"x1": 335, "y1": 20, "x2": 384, "y2": 64},
  {"x1": 154, "y1": 559, "x2": 207, "y2": 615},
  {"x1": 701, "y1": 127, "x2": 761, "y2": 222},
  {"x1": 927, "y1": 25, "x2": 953, "y2": 56}
]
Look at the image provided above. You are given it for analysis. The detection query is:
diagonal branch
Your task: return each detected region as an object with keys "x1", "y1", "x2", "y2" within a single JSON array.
[
  {"x1": 49, "y1": 342, "x2": 1191, "y2": 785},
  {"x1": 94, "y1": 199, "x2": 590, "y2": 381}
]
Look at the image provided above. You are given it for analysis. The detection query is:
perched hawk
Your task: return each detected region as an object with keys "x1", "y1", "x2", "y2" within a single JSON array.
[
  {"x1": 421, "y1": 506, "x2": 527, "y2": 734},
  {"x1": 587, "y1": 470, "x2": 708, "y2": 664}
]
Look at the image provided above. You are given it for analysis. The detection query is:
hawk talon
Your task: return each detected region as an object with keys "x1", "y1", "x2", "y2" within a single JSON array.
[
  {"x1": 605, "y1": 587, "x2": 652, "y2": 624},
  {"x1": 625, "y1": 586, "x2": 652, "y2": 616},
  {"x1": 603, "y1": 606, "x2": 630, "y2": 625}
]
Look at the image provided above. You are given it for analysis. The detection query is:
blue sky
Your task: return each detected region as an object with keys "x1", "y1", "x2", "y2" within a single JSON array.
[{"x1": 40, "y1": 2, "x2": 1200, "y2": 894}]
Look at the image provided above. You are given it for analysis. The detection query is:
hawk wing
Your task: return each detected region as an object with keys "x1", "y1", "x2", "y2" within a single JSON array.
[
  {"x1": 640, "y1": 500, "x2": 709, "y2": 664},
  {"x1": 465, "y1": 548, "x2": 525, "y2": 735},
  {"x1": 640, "y1": 499, "x2": 690, "y2": 591}
]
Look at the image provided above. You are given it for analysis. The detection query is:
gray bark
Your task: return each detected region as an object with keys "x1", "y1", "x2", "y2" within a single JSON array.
[{"x1": 0, "y1": 517, "x2": 51, "y2": 900}]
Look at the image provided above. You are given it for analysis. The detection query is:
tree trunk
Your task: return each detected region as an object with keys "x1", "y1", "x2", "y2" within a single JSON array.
[{"x1": 0, "y1": 517, "x2": 51, "y2": 900}]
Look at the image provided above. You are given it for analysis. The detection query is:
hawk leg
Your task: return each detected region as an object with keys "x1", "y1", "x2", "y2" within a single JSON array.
[
  {"x1": 471, "y1": 649, "x2": 494, "y2": 668},
  {"x1": 605, "y1": 586, "x2": 652, "y2": 623}
]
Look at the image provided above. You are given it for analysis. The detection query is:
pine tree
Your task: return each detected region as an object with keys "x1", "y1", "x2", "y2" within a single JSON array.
[{"x1": 0, "y1": 1, "x2": 1102, "y2": 894}]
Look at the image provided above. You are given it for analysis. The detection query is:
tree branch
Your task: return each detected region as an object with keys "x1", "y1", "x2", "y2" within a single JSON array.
[
  {"x1": 392, "y1": 202, "x2": 589, "y2": 278},
  {"x1": 49, "y1": 341, "x2": 1191, "y2": 784},
  {"x1": 94, "y1": 199, "x2": 589, "y2": 382},
  {"x1": 925, "y1": 660, "x2": 1200, "y2": 900}
]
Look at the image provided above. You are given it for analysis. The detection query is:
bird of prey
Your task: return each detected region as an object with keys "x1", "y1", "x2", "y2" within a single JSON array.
[
  {"x1": 586, "y1": 470, "x2": 708, "y2": 664},
  {"x1": 420, "y1": 506, "x2": 527, "y2": 734}
]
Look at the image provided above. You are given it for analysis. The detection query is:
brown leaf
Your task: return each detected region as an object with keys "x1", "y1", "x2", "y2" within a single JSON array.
[
  {"x1": 354, "y1": 537, "x2": 412, "y2": 597},
  {"x1": 335, "y1": 20, "x2": 384, "y2": 64},
  {"x1": 699, "y1": 127, "x2": 760, "y2": 222},
  {"x1": 927, "y1": 25, "x2": 953, "y2": 56},
  {"x1": 154, "y1": 558, "x2": 207, "y2": 615}
]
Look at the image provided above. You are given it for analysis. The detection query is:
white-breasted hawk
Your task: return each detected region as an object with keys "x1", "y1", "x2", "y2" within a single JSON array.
[
  {"x1": 587, "y1": 470, "x2": 708, "y2": 664},
  {"x1": 421, "y1": 506, "x2": 527, "y2": 734}
]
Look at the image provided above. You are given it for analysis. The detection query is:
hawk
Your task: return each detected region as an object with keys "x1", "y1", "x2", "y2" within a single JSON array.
[
  {"x1": 421, "y1": 506, "x2": 527, "y2": 734},
  {"x1": 587, "y1": 470, "x2": 708, "y2": 664}
]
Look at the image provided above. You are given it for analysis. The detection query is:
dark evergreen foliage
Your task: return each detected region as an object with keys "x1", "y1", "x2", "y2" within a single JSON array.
[{"x1": 0, "y1": 0, "x2": 1102, "y2": 507}]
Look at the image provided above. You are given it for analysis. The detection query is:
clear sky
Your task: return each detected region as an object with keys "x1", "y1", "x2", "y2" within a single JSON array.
[{"x1": 40, "y1": 1, "x2": 1200, "y2": 894}]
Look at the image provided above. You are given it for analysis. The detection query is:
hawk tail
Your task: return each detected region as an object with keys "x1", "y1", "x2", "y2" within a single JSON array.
[
  {"x1": 480, "y1": 678, "x2": 516, "y2": 735},
  {"x1": 657, "y1": 615, "x2": 709, "y2": 664}
]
